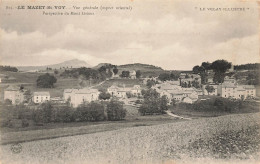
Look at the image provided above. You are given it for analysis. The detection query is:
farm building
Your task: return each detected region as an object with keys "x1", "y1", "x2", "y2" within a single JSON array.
[
  {"x1": 33, "y1": 92, "x2": 50, "y2": 104},
  {"x1": 63, "y1": 88, "x2": 100, "y2": 107},
  {"x1": 4, "y1": 85, "x2": 25, "y2": 105}
]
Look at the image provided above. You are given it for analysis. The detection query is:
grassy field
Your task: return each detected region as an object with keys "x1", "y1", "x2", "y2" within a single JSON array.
[
  {"x1": 0, "y1": 113, "x2": 259, "y2": 164},
  {"x1": 0, "y1": 71, "x2": 145, "y2": 98},
  {"x1": 93, "y1": 78, "x2": 144, "y2": 91},
  {"x1": 0, "y1": 71, "x2": 81, "y2": 97}
]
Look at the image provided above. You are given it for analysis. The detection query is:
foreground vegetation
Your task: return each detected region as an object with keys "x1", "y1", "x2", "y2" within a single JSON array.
[
  {"x1": 0, "y1": 113, "x2": 259, "y2": 164},
  {"x1": 0, "y1": 100, "x2": 126, "y2": 129},
  {"x1": 170, "y1": 96, "x2": 260, "y2": 117}
]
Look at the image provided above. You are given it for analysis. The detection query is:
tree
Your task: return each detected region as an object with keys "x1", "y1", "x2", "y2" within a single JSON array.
[
  {"x1": 211, "y1": 60, "x2": 231, "y2": 83},
  {"x1": 171, "y1": 99, "x2": 177, "y2": 107},
  {"x1": 192, "y1": 65, "x2": 200, "y2": 74},
  {"x1": 136, "y1": 70, "x2": 141, "y2": 78},
  {"x1": 160, "y1": 95, "x2": 168, "y2": 112},
  {"x1": 20, "y1": 84, "x2": 24, "y2": 90},
  {"x1": 138, "y1": 89, "x2": 166, "y2": 115},
  {"x1": 113, "y1": 68, "x2": 118, "y2": 75},
  {"x1": 198, "y1": 66, "x2": 205, "y2": 73},
  {"x1": 246, "y1": 72, "x2": 259, "y2": 85},
  {"x1": 53, "y1": 105, "x2": 74, "y2": 122},
  {"x1": 33, "y1": 102, "x2": 53, "y2": 124},
  {"x1": 107, "y1": 100, "x2": 126, "y2": 121},
  {"x1": 36, "y1": 73, "x2": 57, "y2": 88},
  {"x1": 120, "y1": 71, "x2": 130, "y2": 78},
  {"x1": 211, "y1": 60, "x2": 231, "y2": 73},
  {"x1": 191, "y1": 80, "x2": 200, "y2": 88},
  {"x1": 205, "y1": 85, "x2": 215, "y2": 95},
  {"x1": 99, "y1": 92, "x2": 111, "y2": 100},
  {"x1": 170, "y1": 72, "x2": 178, "y2": 80},
  {"x1": 88, "y1": 102, "x2": 105, "y2": 121},
  {"x1": 54, "y1": 70, "x2": 59, "y2": 75},
  {"x1": 76, "y1": 102, "x2": 105, "y2": 121},
  {"x1": 201, "y1": 62, "x2": 212, "y2": 70},
  {"x1": 0, "y1": 65, "x2": 18, "y2": 72},
  {"x1": 158, "y1": 73, "x2": 170, "y2": 81},
  {"x1": 146, "y1": 79, "x2": 156, "y2": 88},
  {"x1": 4, "y1": 99, "x2": 12, "y2": 105}
]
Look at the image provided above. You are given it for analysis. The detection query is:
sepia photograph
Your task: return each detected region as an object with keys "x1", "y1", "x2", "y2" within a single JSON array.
[{"x1": 0, "y1": 0, "x2": 259, "y2": 163}]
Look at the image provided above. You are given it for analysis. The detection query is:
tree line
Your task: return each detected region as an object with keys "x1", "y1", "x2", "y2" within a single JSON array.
[
  {"x1": 1, "y1": 100, "x2": 126, "y2": 128},
  {"x1": 234, "y1": 63, "x2": 260, "y2": 71},
  {"x1": 0, "y1": 65, "x2": 18, "y2": 72},
  {"x1": 193, "y1": 60, "x2": 231, "y2": 84}
]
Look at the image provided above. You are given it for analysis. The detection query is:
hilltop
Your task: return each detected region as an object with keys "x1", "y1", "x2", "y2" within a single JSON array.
[
  {"x1": 17, "y1": 59, "x2": 91, "y2": 72},
  {"x1": 92, "y1": 63, "x2": 114, "y2": 69},
  {"x1": 118, "y1": 63, "x2": 164, "y2": 71}
]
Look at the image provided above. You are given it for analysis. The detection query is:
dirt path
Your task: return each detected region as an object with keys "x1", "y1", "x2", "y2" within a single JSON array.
[
  {"x1": 89, "y1": 79, "x2": 107, "y2": 89},
  {"x1": 165, "y1": 110, "x2": 192, "y2": 120}
]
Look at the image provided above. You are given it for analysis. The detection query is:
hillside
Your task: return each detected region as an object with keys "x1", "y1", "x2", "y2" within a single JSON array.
[
  {"x1": 118, "y1": 63, "x2": 166, "y2": 77},
  {"x1": 17, "y1": 59, "x2": 91, "y2": 72},
  {"x1": 118, "y1": 63, "x2": 164, "y2": 71}
]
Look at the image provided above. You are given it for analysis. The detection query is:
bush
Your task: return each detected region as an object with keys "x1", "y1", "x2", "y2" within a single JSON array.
[
  {"x1": 53, "y1": 105, "x2": 75, "y2": 122},
  {"x1": 135, "y1": 100, "x2": 142, "y2": 104},
  {"x1": 99, "y1": 92, "x2": 111, "y2": 100},
  {"x1": 126, "y1": 92, "x2": 134, "y2": 98},
  {"x1": 107, "y1": 100, "x2": 126, "y2": 121},
  {"x1": 75, "y1": 102, "x2": 105, "y2": 122},
  {"x1": 138, "y1": 89, "x2": 167, "y2": 115},
  {"x1": 22, "y1": 119, "x2": 29, "y2": 127},
  {"x1": 4, "y1": 99, "x2": 12, "y2": 105},
  {"x1": 32, "y1": 102, "x2": 53, "y2": 124},
  {"x1": 36, "y1": 73, "x2": 57, "y2": 88},
  {"x1": 1, "y1": 119, "x2": 13, "y2": 128}
]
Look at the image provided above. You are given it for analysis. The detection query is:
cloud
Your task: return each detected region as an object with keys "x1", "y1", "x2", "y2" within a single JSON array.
[{"x1": 0, "y1": 0, "x2": 259, "y2": 70}]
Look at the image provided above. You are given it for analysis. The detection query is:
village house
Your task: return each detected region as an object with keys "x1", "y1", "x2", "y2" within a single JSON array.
[
  {"x1": 131, "y1": 85, "x2": 142, "y2": 96},
  {"x1": 217, "y1": 76, "x2": 256, "y2": 99},
  {"x1": 63, "y1": 88, "x2": 100, "y2": 107},
  {"x1": 111, "y1": 71, "x2": 120, "y2": 79},
  {"x1": 107, "y1": 85, "x2": 129, "y2": 98},
  {"x1": 107, "y1": 84, "x2": 142, "y2": 98},
  {"x1": 142, "y1": 77, "x2": 159, "y2": 85},
  {"x1": 179, "y1": 73, "x2": 201, "y2": 87},
  {"x1": 33, "y1": 92, "x2": 50, "y2": 104},
  {"x1": 153, "y1": 82, "x2": 199, "y2": 104},
  {"x1": 4, "y1": 85, "x2": 25, "y2": 105},
  {"x1": 182, "y1": 94, "x2": 198, "y2": 104},
  {"x1": 130, "y1": 70, "x2": 136, "y2": 79}
]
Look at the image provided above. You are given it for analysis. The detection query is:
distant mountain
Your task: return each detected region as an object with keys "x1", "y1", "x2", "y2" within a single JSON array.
[{"x1": 17, "y1": 59, "x2": 91, "y2": 72}]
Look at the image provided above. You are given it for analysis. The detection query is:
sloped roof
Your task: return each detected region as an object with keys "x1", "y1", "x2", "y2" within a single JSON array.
[
  {"x1": 5, "y1": 85, "x2": 20, "y2": 91},
  {"x1": 76, "y1": 88, "x2": 99, "y2": 94},
  {"x1": 241, "y1": 85, "x2": 255, "y2": 89},
  {"x1": 222, "y1": 83, "x2": 237, "y2": 88},
  {"x1": 33, "y1": 92, "x2": 50, "y2": 96}
]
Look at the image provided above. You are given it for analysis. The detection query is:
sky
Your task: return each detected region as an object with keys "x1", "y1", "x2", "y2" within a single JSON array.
[{"x1": 0, "y1": 0, "x2": 259, "y2": 70}]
